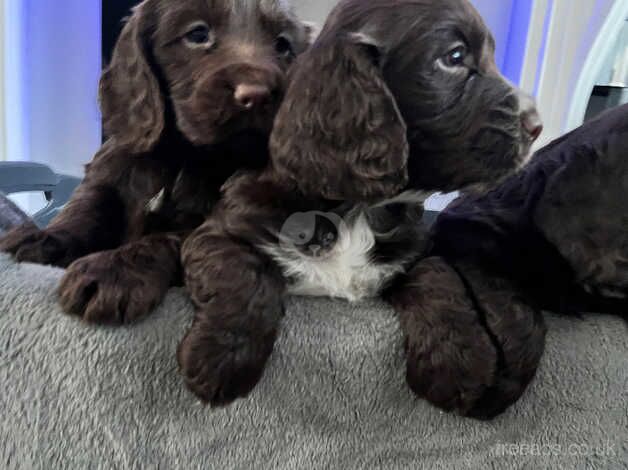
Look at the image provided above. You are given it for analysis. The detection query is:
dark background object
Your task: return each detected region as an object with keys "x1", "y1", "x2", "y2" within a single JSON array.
[
  {"x1": 0, "y1": 163, "x2": 82, "y2": 229},
  {"x1": 102, "y1": 0, "x2": 141, "y2": 65},
  {"x1": 584, "y1": 85, "x2": 628, "y2": 122}
]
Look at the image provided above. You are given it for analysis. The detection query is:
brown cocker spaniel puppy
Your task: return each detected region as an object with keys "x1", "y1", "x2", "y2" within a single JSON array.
[
  {"x1": 0, "y1": 0, "x2": 311, "y2": 324},
  {"x1": 178, "y1": 0, "x2": 544, "y2": 417}
]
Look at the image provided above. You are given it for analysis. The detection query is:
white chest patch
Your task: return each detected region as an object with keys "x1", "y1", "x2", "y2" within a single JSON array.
[
  {"x1": 146, "y1": 187, "x2": 166, "y2": 214},
  {"x1": 261, "y1": 213, "x2": 406, "y2": 303}
]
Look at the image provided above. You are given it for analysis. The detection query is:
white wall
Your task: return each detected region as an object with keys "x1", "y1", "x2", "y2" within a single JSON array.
[{"x1": 293, "y1": 0, "x2": 336, "y2": 23}]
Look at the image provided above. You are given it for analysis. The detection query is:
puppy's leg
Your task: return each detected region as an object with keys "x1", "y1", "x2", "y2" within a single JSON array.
[
  {"x1": 178, "y1": 225, "x2": 285, "y2": 406},
  {"x1": 388, "y1": 257, "x2": 546, "y2": 420},
  {"x1": 388, "y1": 258, "x2": 496, "y2": 416},
  {"x1": 459, "y1": 263, "x2": 547, "y2": 418},
  {"x1": 58, "y1": 233, "x2": 182, "y2": 324},
  {"x1": 0, "y1": 184, "x2": 126, "y2": 267}
]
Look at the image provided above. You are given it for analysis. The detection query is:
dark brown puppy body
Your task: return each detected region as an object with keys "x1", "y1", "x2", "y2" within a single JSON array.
[
  {"x1": 0, "y1": 0, "x2": 311, "y2": 324},
  {"x1": 410, "y1": 106, "x2": 628, "y2": 418},
  {"x1": 180, "y1": 0, "x2": 543, "y2": 417},
  {"x1": 430, "y1": 104, "x2": 628, "y2": 315}
]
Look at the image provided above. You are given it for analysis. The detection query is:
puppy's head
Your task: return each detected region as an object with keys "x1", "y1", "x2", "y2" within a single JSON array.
[
  {"x1": 270, "y1": 0, "x2": 542, "y2": 201},
  {"x1": 100, "y1": 0, "x2": 313, "y2": 154}
]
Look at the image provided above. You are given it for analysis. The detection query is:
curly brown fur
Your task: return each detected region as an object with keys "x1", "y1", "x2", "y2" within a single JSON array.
[
  {"x1": 180, "y1": 172, "x2": 314, "y2": 404},
  {"x1": 180, "y1": 0, "x2": 542, "y2": 409},
  {"x1": 270, "y1": 32, "x2": 410, "y2": 201},
  {"x1": 0, "y1": 0, "x2": 311, "y2": 324},
  {"x1": 271, "y1": 0, "x2": 542, "y2": 200},
  {"x1": 58, "y1": 234, "x2": 182, "y2": 324}
]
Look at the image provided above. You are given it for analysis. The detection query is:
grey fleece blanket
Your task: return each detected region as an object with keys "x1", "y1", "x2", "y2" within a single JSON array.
[{"x1": 0, "y1": 254, "x2": 626, "y2": 469}]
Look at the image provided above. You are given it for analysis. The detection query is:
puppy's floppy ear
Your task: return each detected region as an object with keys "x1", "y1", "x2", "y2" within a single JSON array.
[
  {"x1": 270, "y1": 32, "x2": 408, "y2": 202},
  {"x1": 99, "y1": 1, "x2": 164, "y2": 155}
]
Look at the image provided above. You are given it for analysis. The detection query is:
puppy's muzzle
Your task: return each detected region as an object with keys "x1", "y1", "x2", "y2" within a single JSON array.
[
  {"x1": 220, "y1": 63, "x2": 283, "y2": 112},
  {"x1": 518, "y1": 92, "x2": 543, "y2": 142},
  {"x1": 235, "y1": 83, "x2": 273, "y2": 110}
]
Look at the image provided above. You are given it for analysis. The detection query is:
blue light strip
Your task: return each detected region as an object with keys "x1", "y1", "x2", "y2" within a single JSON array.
[
  {"x1": 470, "y1": 0, "x2": 535, "y2": 86},
  {"x1": 470, "y1": 0, "x2": 514, "y2": 73},
  {"x1": 4, "y1": 0, "x2": 30, "y2": 162},
  {"x1": 534, "y1": 0, "x2": 554, "y2": 95},
  {"x1": 502, "y1": 0, "x2": 534, "y2": 84}
]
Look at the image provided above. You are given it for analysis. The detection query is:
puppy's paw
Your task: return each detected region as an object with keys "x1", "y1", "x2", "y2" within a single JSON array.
[
  {"x1": 390, "y1": 257, "x2": 546, "y2": 420},
  {"x1": 465, "y1": 267, "x2": 547, "y2": 419},
  {"x1": 395, "y1": 258, "x2": 497, "y2": 417},
  {"x1": 58, "y1": 249, "x2": 171, "y2": 324},
  {"x1": 177, "y1": 321, "x2": 276, "y2": 406},
  {"x1": 0, "y1": 224, "x2": 73, "y2": 266}
]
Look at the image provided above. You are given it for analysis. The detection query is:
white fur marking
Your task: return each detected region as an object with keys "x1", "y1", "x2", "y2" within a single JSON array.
[
  {"x1": 146, "y1": 188, "x2": 166, "y2": 214},
  {"x1": 262, "y1": 213, "x2": 405, "y2": 302}
]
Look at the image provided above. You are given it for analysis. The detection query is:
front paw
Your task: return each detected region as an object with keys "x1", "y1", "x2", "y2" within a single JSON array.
[
  {"x1": 177, "y1": 320, "x2": 276, "y2": 406},
  {"x1": 392, "y1": 257, "x2": 546, "y2": 420},
  {"x1": 58, "y1": 249, "x2": 170, "y2": 324},
  {"x1": 0, "y1": 224, "x2": 74, "y2": 266}
]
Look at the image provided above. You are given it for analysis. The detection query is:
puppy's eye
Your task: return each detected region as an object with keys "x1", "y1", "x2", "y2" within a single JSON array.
[
  {"x1": 275, "y1": 35, "x2": 295, "y2": 59},
  {"x1": 442, "y1": 45, "x2": 468, "y2": 68},
  {"x1": 184, "y1": 23, "x2": 212, "y2": 47}
]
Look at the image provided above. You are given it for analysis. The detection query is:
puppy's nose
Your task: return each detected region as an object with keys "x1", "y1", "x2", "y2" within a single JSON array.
[
  {"x1": 521, "y1": 108, "x2": 543, "y2": 141},
  {"x1": 234, "y1": 83, "x2": 271, "y2": 110},
  {"x1": 518, "y1": 93, "x2": 543, "y2": 142}
]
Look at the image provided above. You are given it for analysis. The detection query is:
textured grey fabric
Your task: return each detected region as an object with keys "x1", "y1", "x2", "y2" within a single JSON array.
[
  {"x1": 0, "y1": 194, "x2": 31, "y2": 235},
  {"x1": 0, "y1": 253, "x2": 626, "y2": 470}
]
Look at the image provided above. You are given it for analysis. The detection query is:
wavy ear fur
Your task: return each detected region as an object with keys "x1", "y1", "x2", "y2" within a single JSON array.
[
  {"x1": 99, "y1": 1, "x2": 164, "y2": 155},
  {"x1": 270, "y1": 32, "x2": 408, "y2": 202}
]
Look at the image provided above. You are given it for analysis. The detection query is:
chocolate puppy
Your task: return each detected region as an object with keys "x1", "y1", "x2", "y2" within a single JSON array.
[{"x1": 0, "y1": 0, "x2": 311, "y2": 324}]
